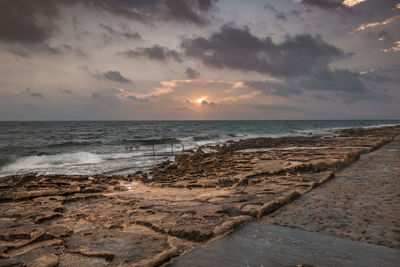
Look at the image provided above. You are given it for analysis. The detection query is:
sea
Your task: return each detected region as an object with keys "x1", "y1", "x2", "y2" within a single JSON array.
[{"x1": 0, "y1": 120, "x2": 399, "y2": 177}]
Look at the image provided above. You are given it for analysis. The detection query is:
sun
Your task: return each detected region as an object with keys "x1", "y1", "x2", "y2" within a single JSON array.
[{"x1": 197, "y1": 97, "x2": 207, "y2": 103}]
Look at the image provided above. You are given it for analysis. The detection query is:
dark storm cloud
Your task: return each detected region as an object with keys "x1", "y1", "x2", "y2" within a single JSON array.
[
  {"x1": 299, "y1": 69, "x2": 368, "y2": 93},
  {"x1": 182, "y1": 25, "x2": 346, "y2": 77},
  {"x1": 102, "y1": 0, "x2": 218, "y2": 24},
  {"x1": 245, "y1": 68, "x2": 385, "y2": 103},
  {"x1": 362, "y1": 73, "x2": 393, "y2": 83},
  {"x1": 0, "y1": 0, "x2": 218, "y2": 45},
  {"x1": 300, "y1": 0, "x2": 345, "y2": 10},
  {"x1": 7, "y1": 43, "x2": 87, "y2": 58},
  {"x1": 245, "y1": 80, "x2": 302, "y2": 97},
  {"x1": 251, "y1": 104, "x2": 303, "y2": 112},
  {"x1": 361, "y1": 68, "x2": 400, "y2": 83},
  {"x1": 95, "y1": 71, "x2": 133, "y2": 83},
  {"x1": 101, "y1": 0, "x2": 219, "y2": 25},
  {"x1": 201, "y1": 100, "x2": 217, "y2": 107},
  {"x1": 23, "y1": 88, "x2": 44, "y2": 98},
  {"x1": 185, "y1": 67, "x2": 200, "y2": 79},
  {"x1": 163, "y1": 0, "x2": 218, "y2": 25},
  {"x1": 0, "y1": 0, "x2": 56, "y2": 43},
  {"x1": 264, "y1": 4, "x2": 287, "y2": 21},
  {"x1": 120, "y1": 45, "x2": 181, "y2": 62}
]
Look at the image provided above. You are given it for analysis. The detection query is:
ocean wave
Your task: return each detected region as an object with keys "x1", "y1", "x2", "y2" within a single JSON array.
[
  {"x1": 360, "y1": 123, "x2": 400, "y2": 129},
  {"x1": 47, "y1": 141, "x2": 102, "y2": 148},
  {"x1": 120, "y1": 137, "x2": 182, "y2": 145},
  {"x1": 192, "y1": 136, "x2": 212, "y2": 141},
  {"x1": 0, "y1": 158, "x2": 12, "y2": 169},
  {"x1": 294, "y1": 123, "x2": 400, "y2": 136},
  {"x1": 1, "y1": 152, "x2": 103, "y2": 171},
  {"x1": 192, "y1": 134, "x2": 221, "y2": 141}
]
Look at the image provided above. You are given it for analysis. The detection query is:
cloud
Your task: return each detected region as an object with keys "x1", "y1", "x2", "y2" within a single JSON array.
[
  {"x1": 264, "y1": 4, "x2": 286, "y2": 21},
  {"x1": 119, "y1": 45, "x2": 181, "y2": 62},
  {"x1": 185, "y1": 67, "x2": 200, "y2": 79},
  {"x1": 245, "y1": 80, "x2": 303, "y2": 97},
  {"x1": 182, "y1": 25, "x2": 347, "y2": 77},
  {"x1": 353, "y1": 15, "x2": 400, "y2": 32},
  {"x1": 376, "y1": 31, "x2": 392, "y2": 42},
  {"x1": 92, "y1": 92, "x2": 100, "y2": 99},
  {"x1": 300, "y1": 0, "x2": 345, "y2": 10},
  {"x1": 127, "y1": 95, "x2": 150, "y2": 102},
  {"x1": 99, "y1": 23, "x2": 142, "y2": 41},
  {"x1": 379, "y1": 40, "x2": 400, "y2": 53},
  {"x1": 251, "y1": 104, "x2": 304, "y2": 113},
  {"x1": 0, "y1": 0, "x2": 56, "y2": 44},
  {"x1": 95, "y1": 71, "x2": 133, "y2": 84},
  {"x1": 60, "y1": 89, "x2": 73, "y2": 94},
  {"x1": 245, "y1": 68, "x2": 387, "y2": 103},
  {"x1": 200, "y1": 99, "x2": 217, "y2": 107},
  {"x1": 342, "y1": 0, "x2": 367, "y2": 8},
  {"x1": 7, "y1": 43, "x2": 87, "y2": 58},
  {"x1": 0, "y1": 0, "x2": 218, "y2": 45},
  {"x1": 360, "y1": 68, "x2": 400, "y2": 83},
  {"x1": 23, "y1": 88, "x2": 44, "y2": 98},
  {"x1": 7, "y1": 48, "x2": 31, "y2": 58},
  {"x1": 163, "y1": 0, "x2": 218, "y2": 25},
  {"x1": 299, "y1": 69, "x2": 367, "y2": 93},
  {"x1": 97, "y1": 0, "x2": 219, "y2": 25}
]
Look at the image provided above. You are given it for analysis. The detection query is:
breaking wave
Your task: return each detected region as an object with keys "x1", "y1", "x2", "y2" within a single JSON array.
[
  {"x1": 1, "y1": 152, "x2": 103, "y2": 171},
  {"x1": 120, "y1": 137, "x2": 182, "y2": 145}
]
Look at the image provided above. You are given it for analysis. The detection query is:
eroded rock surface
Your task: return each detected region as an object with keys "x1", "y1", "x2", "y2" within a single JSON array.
[{"x1": 1, "y1": 126, "x2": 399, "y2": 266}]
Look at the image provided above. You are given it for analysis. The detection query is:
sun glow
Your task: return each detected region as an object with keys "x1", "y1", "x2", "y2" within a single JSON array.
[
  {"x1": 197, "y1": 97, "x2": 207, "y2": 103},
  {"x1": 342, "y1": 0, "x2": 366, "y2": 7}
]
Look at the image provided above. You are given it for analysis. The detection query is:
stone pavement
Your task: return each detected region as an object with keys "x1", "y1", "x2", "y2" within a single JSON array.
[{"x1": 169, "y1": 223, "x2": 400, "y2": 267}]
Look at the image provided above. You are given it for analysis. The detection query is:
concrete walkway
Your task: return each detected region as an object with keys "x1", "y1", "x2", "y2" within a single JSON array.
[
  {"x1": 169, "y1": 223, "x2": 400, "y2": 267},
  {"x1": 262, "y1": 135, "x2": 400, "y2": 249},
  {"x1": 170, "y1": 136, "x2": 400, "y2": 266}
]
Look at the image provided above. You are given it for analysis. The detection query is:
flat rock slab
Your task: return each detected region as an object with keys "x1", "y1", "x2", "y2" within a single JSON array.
[{"x1": 169, "y1": 222, "x2": 400, "y2": 267}]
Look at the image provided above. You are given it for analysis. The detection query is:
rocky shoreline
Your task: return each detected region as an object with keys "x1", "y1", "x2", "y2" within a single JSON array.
[{"x1": 1, "y1": 125, "x2": 399, "y2": 266}]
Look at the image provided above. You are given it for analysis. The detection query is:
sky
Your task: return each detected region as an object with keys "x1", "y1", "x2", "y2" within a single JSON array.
[{"x1": 0, "y1": 0, "x2": 399, "y2": 120}]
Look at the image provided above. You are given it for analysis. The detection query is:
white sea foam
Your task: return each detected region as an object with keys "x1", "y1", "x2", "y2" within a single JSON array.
[
  {"x1": 360, "y1": 123, "x2": 400, "y2": 129},
  {"x1": 294, "y1": 123, "x2": 400, "y2": 137},
  {"x1": 2, "y1": 152, "x2": 103, "y2": 171}
]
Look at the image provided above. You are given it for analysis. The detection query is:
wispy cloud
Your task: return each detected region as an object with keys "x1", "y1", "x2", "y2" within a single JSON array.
[
  {"x1": 379, "y1": 41, "x2": 400, "y2": 53},
  {"x1": 94, "y1": 71, "x2": 133, "y2": 84},
  {"x1": 353, "y1": 15, "x2": 400, "y2": 32},
  {"x1": 23, "y1": 88, "x2": 44, "y2": 98}
]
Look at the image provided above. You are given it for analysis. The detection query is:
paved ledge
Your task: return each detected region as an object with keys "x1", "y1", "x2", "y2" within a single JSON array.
[
  {"x1": 262, "y1": 135, "x2": 400, "y2": 249},
  {"x1": 169, "y1": 222, "x2": 400, "y2": 267}
]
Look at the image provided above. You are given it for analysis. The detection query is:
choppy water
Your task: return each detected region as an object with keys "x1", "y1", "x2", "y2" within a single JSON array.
[{"x1": 0, "y1": 120, "x2": 399, "y2": 177}]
